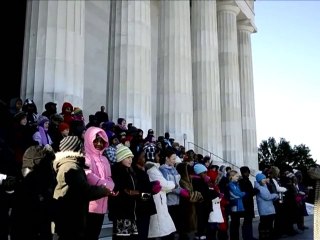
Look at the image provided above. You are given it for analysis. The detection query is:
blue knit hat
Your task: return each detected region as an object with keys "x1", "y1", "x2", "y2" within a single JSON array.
[
  {"x1": 194, "y1": 164, "x2": 207, "y2": 175},
  {"x1": 256, "y1": 173, "x2": 266, "y2": 183}
]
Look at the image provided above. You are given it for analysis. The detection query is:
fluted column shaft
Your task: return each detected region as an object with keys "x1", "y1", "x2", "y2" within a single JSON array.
[
  {"x1": 191, "y1": 0, "x2": 222, "y2": 158},
  {"x1": 21, "y1": 0, "x2": 85, "y2": 109},
  {"x1": 157, "y1": 0, "x2": 194, "y2": 144},
  {"x1": 217, "y1": 3, "x2": 244, "y2": 166},
  {"x1": 108, "y1": 0, "x2": 152, "y2": 130},
  {"x1": 238, "y1": 21, "x2": 258, "y2": 171}
]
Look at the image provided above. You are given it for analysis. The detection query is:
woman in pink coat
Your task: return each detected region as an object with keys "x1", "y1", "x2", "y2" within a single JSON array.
[{"x1": 84, "y1": 126, "x2": 115, "y2": 240}]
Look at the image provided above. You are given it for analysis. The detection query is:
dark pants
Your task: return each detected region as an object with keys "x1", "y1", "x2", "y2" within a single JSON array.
[
  {"x1": 85, "y1": 213, "x2": 104, "y2": 240},
  {"x1": 273, "y1": 202, "x2": 283, "y2": 237},
  {"x1": 207, "y1": 223, "x2": 218, "y2": 240},
  {"x1": 259, "y1": 215, "x2": 274, "y2": 240},
  {"x1": 230, "y1": 212, "x2": 242, "y2": 240},
  {"x1": 0, "y1": 193, "x2": 11, "y2": 240},
  {"x1": 242, "y1": 216, "x2": 254, "y2": 240},
  {"x1": 136, "y1": 215, "x2": 150, "y2": 240},
  {"x1": 168, "y1": 205, "x2": 181, "y2": 233},
  {"x1": 195, "y1": 204, "x2": 209, "y2": 238}
]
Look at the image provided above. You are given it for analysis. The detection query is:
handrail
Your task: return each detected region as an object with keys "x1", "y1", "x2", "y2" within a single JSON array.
[
  {"x1": 187, "y1": 141, "x2": 256, "y2": 177},
  {"x1": 187, "y1": 141, "x2": 238, "y2": 168}
]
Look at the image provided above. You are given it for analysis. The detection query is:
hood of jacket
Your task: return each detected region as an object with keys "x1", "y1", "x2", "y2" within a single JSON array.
[
  {"x1": 53, "y1": 151, "x2": 85, "y2": 172},
  {"x1": 84, "y1": 127, "x2": 109, "y2": 156},
  {"x1": 61, "y1": 102, "x2": 73, "y2": 114},
  {"x1": 176, "y1": 162, "x2": 191, "y2": 183},
  {"x1": 9, "y1": 97, "x2": 22, "y2": 114},
  {"x1": 145, "y1": 161, "x2": 160, "y2": 171}
]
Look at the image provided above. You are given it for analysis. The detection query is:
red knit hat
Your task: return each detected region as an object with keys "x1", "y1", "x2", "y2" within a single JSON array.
[{"x1": 59, "y1": 122, "x2": 70, "y2": 132}]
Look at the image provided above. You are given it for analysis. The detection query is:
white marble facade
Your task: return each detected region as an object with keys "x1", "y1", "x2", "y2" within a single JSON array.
[{"x1": 21, "y1": 0, "x2": 258, "y2": 171}]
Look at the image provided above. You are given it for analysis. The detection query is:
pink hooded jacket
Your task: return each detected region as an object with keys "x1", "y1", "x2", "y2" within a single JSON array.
[{"x1": 84, "y1": 127, "x2": 114, "y2": 214}]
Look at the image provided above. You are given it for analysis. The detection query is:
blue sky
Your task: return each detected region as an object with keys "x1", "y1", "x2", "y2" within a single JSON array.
[{"x1": 252, "y1": 0, "x2": 320, "y2": 161}]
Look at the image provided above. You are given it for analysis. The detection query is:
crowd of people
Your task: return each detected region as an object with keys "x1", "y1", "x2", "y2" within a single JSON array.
[{"x1": 0, "y1": 98, "x2": 310, "y2": 240}]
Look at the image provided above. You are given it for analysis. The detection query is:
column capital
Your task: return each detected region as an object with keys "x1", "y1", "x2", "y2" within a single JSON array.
[
  {"x1": 237, "y1": 19, "x2": 257, "y2": 33},
  {"x1": 217, "y1": 1, "x2": 240, "y2": 15}
]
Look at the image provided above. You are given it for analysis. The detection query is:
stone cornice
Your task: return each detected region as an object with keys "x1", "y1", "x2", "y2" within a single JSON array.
[
  {"x1": 217, "y1": 1, "x2": 240, "y2": 15},
  {"x1": 237, "y1": 19, "x2": 257, "y2": 33}
]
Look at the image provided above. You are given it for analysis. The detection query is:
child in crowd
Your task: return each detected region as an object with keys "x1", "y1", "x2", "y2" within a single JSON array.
[
  {"x1": 53, "y1": 136, "x2": 116, "y2": 240},
  {"x1": 109, "y1": 144, "x2": 143, "y2": 239},
  {"x1": 159, "y1": 148, "x2": 190, "y2": 239},
  {"x1": 228, "y1": 170, "x2": 246, "y2": 240},
  {"x1": 176, "y1": 162, "x2": 204, "y2": 240},
  {"x1": 131, "y1": 149, "x2": 158, "y2": 240},
  {"x1": 84, "y1": 127, "x2": 115, "y2": 240},
  {"x1": 33, "y1": 115, "x2": 53, "y2": 147},
  {"x1": 254, "y1": 173, "x2": 278, "y2": 240},
  {"x1": 145, "y1": 148, "x2": 176, "y2": 239}
]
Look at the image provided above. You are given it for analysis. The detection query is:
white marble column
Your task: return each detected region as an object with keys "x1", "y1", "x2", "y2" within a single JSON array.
[
  {"x1": 238, "y1": 20, "x2": 258, "y2": 171},
  {"x1": 191, "y1": 0, "x2": 223, "y2": 158},
  {"x1": 157, "y1": 0, "x2": 194, "y2": 145},
  {"x1": 83, "y1": 1, "x2": 111, "y2": 117},
  {"x1": 21, "y1": 0, "x2": 85, "y2": 110},
  {"x1": 107, "y1": 0, "x2": 152, "y2": 131},
  {"x1": 217, "y1": 2, "x2": 244, "y2": 167}
]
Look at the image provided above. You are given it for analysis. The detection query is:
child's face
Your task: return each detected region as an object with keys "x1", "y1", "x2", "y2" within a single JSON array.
[
  {"x1": 20, "y1": 117, "x2": 27, "y2": 126},
  {"x1": 166, "y1": 154, "x2": 176, "y2": 166},
  {"x1": 93, "y1": 136, "x2": 106, "y2": 151},
  {"x1": 137, "y1": 152, "x2": 146, "y2": 166},
  {"x1": 121, "y1": 157, "x2": 132, "y2": 167},
  {"x1": 155, "y1": 152, "x2": 160, "y2": 163},
  {"x1": 112, "y1": 138, "x2": 119, "y2": 145},
  {"x1": 121, "y1": 120, "x2": 126, "y2": 128},
  {"x1": 124, "y1": 140, "x2": 130, "y2": 147},
  {"x1": 43, "y1": 121, "x2": 50, "y2": 129},
  {"x1": 16, "y1": 100, "x2": 22, "y2": 110},
  {"x1": 65, "y1": 107, "x2": 72, "y2": 113},
  {"x1": 61, "y1": 129, "x2": 69, "y2": 137},
  {"x1": 231, "y1": 173, "x2": 240, "y2": 182}
]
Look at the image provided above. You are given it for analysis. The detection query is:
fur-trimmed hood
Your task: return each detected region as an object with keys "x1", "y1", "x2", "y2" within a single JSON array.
[
  {"x1": 145, "y1": 161, "x2": 160, "y2": 171},
  {"x1": 53, "y1": 151, "x2": 86, "y2": 172}
]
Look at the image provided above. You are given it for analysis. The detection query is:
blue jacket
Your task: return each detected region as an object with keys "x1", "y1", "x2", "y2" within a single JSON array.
[
  {"x1": 254, "y1": 181, "x2": 278, "y2": 216},
  {"x1": 228, "y1": 181, "x2": 246, "y2": 212},
  {"x1": 159, "y1": 164, "x2": 181, "y2": 206}
]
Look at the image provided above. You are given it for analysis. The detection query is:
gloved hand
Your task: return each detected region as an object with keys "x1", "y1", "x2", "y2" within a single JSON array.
[
  {"x1": 180, "y1": 188, "x2": 190, "y2": 198},
  {"x1": 44, "y1": 144, "x2": 53, "y2": 152},
  {"x1": 2, "y1": 176, "x2": 17, "y2": 191},
  {"x1": 204, "y1": 175, "x2": 211, "y2": 183},
  {"x1": 151, "y1": 180, "x2": 162, "y2": 194}
]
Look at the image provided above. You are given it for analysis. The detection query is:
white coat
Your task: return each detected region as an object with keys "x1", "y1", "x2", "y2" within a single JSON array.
[{"x1": 146, "y1": 162, "x2": 176, "y2": 238}]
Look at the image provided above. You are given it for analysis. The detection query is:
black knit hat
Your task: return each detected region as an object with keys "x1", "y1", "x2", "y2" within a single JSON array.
[
  {"x1": 240, "y1": 166, "x2": 250, "y2": 175},
  {"x1": 59, "y1": 136, "x2": 82, "y2": 152}
]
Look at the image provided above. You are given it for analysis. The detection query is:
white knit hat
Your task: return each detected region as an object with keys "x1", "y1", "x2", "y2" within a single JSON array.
[{"x1": 116, "y1": 144, "x2": 134, "y2": 162}]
